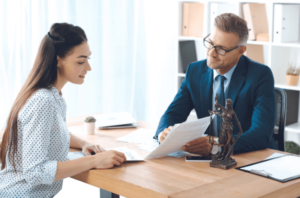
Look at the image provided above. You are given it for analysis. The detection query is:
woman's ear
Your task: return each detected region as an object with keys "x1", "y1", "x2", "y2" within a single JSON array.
[{"x1": 57, "y1": 55, "x2": 62, "y2": 68}]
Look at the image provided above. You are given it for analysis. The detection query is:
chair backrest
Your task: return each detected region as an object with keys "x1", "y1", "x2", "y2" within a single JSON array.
[{"x1": 274, "y1": 87, "x2": 287, "y2": 151}]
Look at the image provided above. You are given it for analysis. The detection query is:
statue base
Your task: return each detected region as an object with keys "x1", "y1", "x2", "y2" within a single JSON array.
[{"x1": 210, "y1": 156, "x2": 237, "y2": 170}]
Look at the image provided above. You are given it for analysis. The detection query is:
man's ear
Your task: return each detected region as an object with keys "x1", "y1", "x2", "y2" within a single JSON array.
[{"x1": 238, "y1": 45, "x2": 247, "y2": 57}]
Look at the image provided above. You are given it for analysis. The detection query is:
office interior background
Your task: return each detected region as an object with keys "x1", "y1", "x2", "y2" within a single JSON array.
[{"x1": 1, "y1": 0, "x2": 300, "y2": 197}]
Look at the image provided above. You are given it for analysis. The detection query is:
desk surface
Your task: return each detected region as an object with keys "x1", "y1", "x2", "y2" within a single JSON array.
[{"x1": 67, "y1": 114, "x2": 300, "y2": 198}]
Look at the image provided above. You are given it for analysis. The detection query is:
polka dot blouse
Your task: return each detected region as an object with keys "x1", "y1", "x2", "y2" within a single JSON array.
[{"x1": 0, "y1": 86, "x2": 70, "y2": 197}]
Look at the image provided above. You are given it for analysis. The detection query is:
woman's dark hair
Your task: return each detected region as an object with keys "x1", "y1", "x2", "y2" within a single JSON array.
[{"x1": 0, "y1": 23, "x2": 87, "y2": 170}]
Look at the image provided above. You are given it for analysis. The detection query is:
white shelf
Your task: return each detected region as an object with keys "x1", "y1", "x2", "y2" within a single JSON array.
[
  {"x1": 178, "y1": 36, "x2": 203, "y2": 41},
  {"x1": 285, "y1": 122, "x2": 300, "y2": 133},
  {"x1": 275, "y1": 84, "x2": 300, "y2": 91},
  {"x1": 178, "y1": 73, "x2": 186, "y2": 77},
  {"x1": 247, "y1": 41, "x2": 270, "y2": 45},
  {"x1": 271, "y1": 42, "x2": 300, "y2": 48}
]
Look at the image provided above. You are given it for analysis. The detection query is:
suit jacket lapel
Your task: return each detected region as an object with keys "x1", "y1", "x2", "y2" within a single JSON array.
[
  {"x1": 200, "y1": 63, "x2": 213, "y2": 117},
  {"x1": 227, "y1": 56, "x2": 247, "y2": 107}
]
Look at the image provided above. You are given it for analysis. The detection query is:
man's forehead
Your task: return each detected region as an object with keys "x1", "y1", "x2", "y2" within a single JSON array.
[{"x1": 209, "y1": 29, "x2": 239, "y2": 48}]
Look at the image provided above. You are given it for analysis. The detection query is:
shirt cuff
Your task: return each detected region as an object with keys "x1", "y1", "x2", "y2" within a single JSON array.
[{"x1": 42, "y1": 160, "x2": 57, "y2": 185}]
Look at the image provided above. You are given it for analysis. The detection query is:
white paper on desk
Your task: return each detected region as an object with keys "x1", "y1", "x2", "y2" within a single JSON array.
[
  {"x1": 67, "y1": 147, "x2": 144, "y2": 162},
  {"x1": 117, "y1": 128, "x2": 160, "y2": 152},
  {"x1": 265, "y1": 153, "x2": 285, "y2": 160},
  {"x1": 145, "y1": 116, "x2": 212, "y2": 159},
  {"x1": 106, "y1": 147, "x2": 144, "y2": 161},
  {"x1": 117, "y1": 128, "x2": 156, "y2": 144},
  {"x1": 241, "y1": 155, "x2": 300, "y2": 180}
]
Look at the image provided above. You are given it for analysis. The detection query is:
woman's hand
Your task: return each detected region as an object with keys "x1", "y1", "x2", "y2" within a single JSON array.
[
  {"x1": 82, "y1": 142, "x2": 105, "y2": 156},
  {"x1": 92, "y1": 150, "x2": 127, "y2": 169}
]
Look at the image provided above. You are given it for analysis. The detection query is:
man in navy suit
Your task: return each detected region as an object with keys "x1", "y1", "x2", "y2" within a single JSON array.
[{"x1": 154, "y1": 13, "x2": 278, "y2": 156}]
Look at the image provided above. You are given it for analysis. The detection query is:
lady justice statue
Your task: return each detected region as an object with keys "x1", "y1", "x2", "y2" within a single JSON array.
[{"x1": 208, "y1": 94, "x2": 243, "y2": 169}]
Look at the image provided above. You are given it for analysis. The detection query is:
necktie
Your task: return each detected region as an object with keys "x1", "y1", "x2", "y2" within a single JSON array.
[{"x1": 213, "y1": 75, "x2": 226, "y2": 137}]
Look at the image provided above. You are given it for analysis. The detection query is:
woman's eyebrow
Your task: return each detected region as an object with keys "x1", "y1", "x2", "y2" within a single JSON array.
[{"x1": 77, "y1": 53, "x2": 92, "y2": 58}]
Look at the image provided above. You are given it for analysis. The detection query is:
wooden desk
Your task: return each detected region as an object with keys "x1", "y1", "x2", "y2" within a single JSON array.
[{"x1": 67, "y1": 114, "x2": 300, "y2": 198}]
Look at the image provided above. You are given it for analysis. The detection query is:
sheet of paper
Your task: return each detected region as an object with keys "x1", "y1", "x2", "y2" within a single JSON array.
[
  {"x1": 117, "y1": 128, "x2": 156, "y2": 144},
  {"x1": 241, "y1": 155, "x2": 300, "y2": 180},
  {"x1": 265, "y1": 152, "x2": 285, "y2": 160},
  {"x1": 106, "y1": 147, "x2": 144, "y2": 161},
  {"x1": 67, "y1": 147, "x2": 144, "y2": 162},
  {"x1": 145, "y1": 116, "x2": 212, "y2": 159},
  {"x1": 67, "y1": 151, "x2": 85, "y2": 160}
]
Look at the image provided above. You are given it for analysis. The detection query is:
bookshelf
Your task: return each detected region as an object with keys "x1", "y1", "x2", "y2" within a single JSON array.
[{"x1": 176, "y1": 1, "x2": 300, "y2": 146}]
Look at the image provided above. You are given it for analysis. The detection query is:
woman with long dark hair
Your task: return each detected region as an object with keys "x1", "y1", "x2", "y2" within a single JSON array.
[{"x1": 0, "y1": 23, "x2": 126, "y2": 197}]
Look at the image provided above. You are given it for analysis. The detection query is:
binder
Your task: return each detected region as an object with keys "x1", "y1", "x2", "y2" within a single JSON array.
[
  {"x1": 182, "y1": 3, "x2": 204, "y2": 37},
  {"x1": 273, "y1": 4, "x2": 300, "y2": 43},
  {"x1": 236, "y1": 154, "x2": 300, "y2": 183},
  {"x1": 244, "y1": 45, "x2": 264, "y2": 64},
  {"x1": 210, "y1": 3, "x2": 237, "y2": 31},
  {"x1": 179, "y1": 41, "x2": 197, "y2": 73},
  {"x1": 242, "y1": 3, "x2": 269, "y2": 41},
  {"x1": 285, "y1": 90, "x2": 299, "y2": 125}
]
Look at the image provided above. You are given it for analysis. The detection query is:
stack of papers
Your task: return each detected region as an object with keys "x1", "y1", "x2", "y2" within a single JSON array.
[{"x1": 94, "y1": 112, "x2": 136, "y2": 129}]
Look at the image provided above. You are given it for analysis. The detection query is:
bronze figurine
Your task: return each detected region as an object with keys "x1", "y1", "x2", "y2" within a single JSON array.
[{"x1": 208, "y1": 94, "x2": 243, "y2": 169}]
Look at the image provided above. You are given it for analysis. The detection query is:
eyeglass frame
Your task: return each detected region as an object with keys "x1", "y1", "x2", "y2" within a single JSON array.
[{"x1": 203, "y1": 34, "x2": 241, "y2": 56}]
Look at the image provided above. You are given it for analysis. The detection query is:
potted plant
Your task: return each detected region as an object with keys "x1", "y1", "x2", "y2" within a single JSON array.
[
  {"x1": 84, "y1": 116, "x2": 96, "y2": 135},
  {"x1": 286, "y1": 64, "x2": 300, "y2": 86}
]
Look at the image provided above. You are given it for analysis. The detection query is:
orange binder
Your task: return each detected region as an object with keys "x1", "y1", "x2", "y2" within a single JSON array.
[
  {"x1": 182, "y1": 3, "x2": 204, "y2": 37},
  {"x1": 244, "y1": 45, "x2": 264, "y2": 64},
  {"x1": 242, "y1": 3, "x2": 269, "y2": 41}
]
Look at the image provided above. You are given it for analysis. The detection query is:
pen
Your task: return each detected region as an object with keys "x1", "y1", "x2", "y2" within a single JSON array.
[{"x1": 250, "y1": 169, "x2": 272, "y2": 177}]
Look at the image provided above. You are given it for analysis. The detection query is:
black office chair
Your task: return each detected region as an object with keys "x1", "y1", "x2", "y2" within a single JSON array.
[{"x1": 274, "y1": 87, "x2": 287, "y2": 151}]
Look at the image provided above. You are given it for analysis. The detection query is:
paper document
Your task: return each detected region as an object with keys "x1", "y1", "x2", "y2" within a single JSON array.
[
  {"x1": 67, "y1": 147, "x2": 144, "y2": 162},
  {"x1": 106, "y1": 147, "x2": 144, "y2": 161},
  {"x1": 240, "y1": 155, "x2": 300, "y2": 180},
  {"x1": 145, "y1": 116, "x2": 211, "y2": 159},
  {"x1": 265, "y1": 153, "x2": 285, "y2": 160}
]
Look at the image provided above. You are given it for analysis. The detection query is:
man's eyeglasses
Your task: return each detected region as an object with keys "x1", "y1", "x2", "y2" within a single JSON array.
[{"x1": 203, "y1": 34, "x2": 240, "y2": 56}]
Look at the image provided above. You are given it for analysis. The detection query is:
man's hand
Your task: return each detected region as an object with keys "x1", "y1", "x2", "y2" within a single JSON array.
[
  {"x1": 158, "y1": 126, "x2": 173, "y2": 143},
  {"x1": 182, "y1": 136, "x2": 212, "y2": 156}
]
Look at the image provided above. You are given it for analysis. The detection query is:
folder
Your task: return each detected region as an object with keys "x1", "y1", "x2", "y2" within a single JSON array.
[
  {"x1": 182, "y1": 2, "x2": 204, "y2": 37},
  {"x1": 179, "y1": 41, "x2": 197, "y2": 73},
  {"x1": 236, "y1": 154, "x2": 300, "y2": 182},
  {"x1": 273, "y1": 4, "x2": 300, "y2": 43},
  {"x1": 244, "y1": 45, "x2": 264, "y2": 64},
  {"x1": 242, "y1": 3, "x2": 268, "y2": 41}
]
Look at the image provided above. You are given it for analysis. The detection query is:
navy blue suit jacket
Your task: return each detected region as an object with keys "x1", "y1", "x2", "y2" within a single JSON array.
[{"x1": 154, "y1": 55, "x2": 278, "y2": 154}]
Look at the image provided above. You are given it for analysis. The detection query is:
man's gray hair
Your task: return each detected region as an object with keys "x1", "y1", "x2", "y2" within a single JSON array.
[{"x1": 214, "y1": 13, "x2": 249, "y2": 46}]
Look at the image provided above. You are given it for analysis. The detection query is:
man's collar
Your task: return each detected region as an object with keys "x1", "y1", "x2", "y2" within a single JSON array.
[{"x1": 213, "y1": 64, "x2": 237, "y2": 80}]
